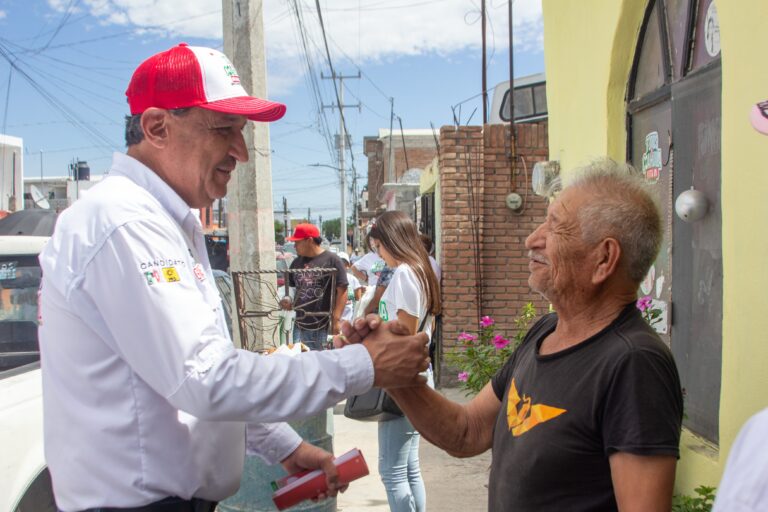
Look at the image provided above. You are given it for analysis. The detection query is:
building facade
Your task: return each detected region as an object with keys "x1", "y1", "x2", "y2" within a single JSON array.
[{"x1": 542, "y1": 0, "x2": 766, "y2": 492}]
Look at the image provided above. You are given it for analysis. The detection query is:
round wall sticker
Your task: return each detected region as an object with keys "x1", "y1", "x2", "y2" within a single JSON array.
[{"x1": 704, "y1": 2, "x2": 721, "y2": 58}]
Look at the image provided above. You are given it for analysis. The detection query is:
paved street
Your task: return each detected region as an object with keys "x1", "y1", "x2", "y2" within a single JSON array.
[{"x1": 334, "y1": 387, "x2": 491, "y2": 512}]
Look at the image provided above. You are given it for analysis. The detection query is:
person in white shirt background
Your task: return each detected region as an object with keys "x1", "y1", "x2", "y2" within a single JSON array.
[
  {"x1": 711, "y1": 98, "x2": 768, "y2": 512},
  {"x1": 37, "y1": 43, "x2": 430, "y2": 512},
  {"x1": 338, "y1": 252, "x2": 364, "y2": 324},
  {"x1": 368, "y1": 211, "x2": 441, "y2": 512},
  {"x1": 351, "y1": 230, "x2": 386, "y2": 287}
]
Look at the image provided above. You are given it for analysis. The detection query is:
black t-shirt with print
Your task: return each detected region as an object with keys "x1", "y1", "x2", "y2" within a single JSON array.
[
  {"x1": 488, "y1": 304, "x2": 683, "y2": 512},
  {"x1": 288, "y1": 250, "x2": 348, "y2": 330}
]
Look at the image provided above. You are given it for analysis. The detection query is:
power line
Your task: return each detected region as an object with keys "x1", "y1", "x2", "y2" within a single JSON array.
[
  {"x1": 288, "y1": 0, "x2": 338, "y2": 164},
  {"x1": 313, "y1": 0, "x2": 357, "y2": 173},
  {"x1": 0, "y1": 41, "x2": 119, "y2": 151}
]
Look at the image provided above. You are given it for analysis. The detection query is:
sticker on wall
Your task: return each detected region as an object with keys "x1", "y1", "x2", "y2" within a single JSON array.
[
  {"x1": 704, "y1": 1, "x2": 721, "y2": 58},
  {"x1": 650, "y1": 299, "x2": 669, "y2": 335},
  {"x1": 641, "y1": 265, "x2": 655, "y2": 296},
  {"x1": 642, "y1": 132, "x2": 662, "y2": 184}
]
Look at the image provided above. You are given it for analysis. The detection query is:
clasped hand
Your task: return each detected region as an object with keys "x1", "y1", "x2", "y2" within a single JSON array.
[{"x1": 334, "y1": 314, "x2": 431, "y2": 389}]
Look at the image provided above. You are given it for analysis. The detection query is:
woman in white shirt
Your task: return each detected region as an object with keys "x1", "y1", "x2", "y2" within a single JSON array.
[{"x1": 369, "y1": 210, "x2": 441, "y2": 512}]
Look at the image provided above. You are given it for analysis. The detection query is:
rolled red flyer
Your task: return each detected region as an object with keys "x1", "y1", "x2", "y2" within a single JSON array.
[{"x1": 271, "y1": 448, "x2": 370, "y2": 510}]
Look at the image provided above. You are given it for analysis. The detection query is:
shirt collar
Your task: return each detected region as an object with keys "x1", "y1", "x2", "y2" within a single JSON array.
[{"x1": 108, "y1": 152, "x2": 197, "y2": 228}]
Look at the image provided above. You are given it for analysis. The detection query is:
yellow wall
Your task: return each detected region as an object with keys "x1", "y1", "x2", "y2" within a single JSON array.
[{"x1": 543, "y1": 0, "x2": 768, "y2": 494}]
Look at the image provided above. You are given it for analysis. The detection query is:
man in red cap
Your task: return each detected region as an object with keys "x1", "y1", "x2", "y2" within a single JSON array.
[
  {"x1": 38, "y1": 44, "x2": 430, "y2": 512},
  {"x1": 286, "y1": 223, "x2": 348, "y2": 350}
]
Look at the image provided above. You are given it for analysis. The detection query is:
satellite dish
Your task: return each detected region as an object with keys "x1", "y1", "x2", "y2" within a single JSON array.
[{"x1": 30, "y1": 184, "x2": 51, "y2": 209}]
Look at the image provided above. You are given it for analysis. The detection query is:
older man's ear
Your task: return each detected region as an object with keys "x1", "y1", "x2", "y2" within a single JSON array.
[{"x1": 591, "y1": 237, "x2": 622, "y2": 285}]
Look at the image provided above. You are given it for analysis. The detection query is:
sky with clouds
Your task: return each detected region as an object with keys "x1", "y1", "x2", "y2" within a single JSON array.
[{"x1": 1, "y1": 0, "x2": 544, "y2": 220}]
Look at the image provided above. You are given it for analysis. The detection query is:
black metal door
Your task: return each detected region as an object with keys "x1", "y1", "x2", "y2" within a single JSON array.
[{"x1": 670, "y1": 63, "x2": 722, "y2": 442}]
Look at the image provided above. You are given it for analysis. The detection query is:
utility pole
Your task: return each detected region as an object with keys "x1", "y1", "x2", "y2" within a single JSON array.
[
  {"x1": 307, "y1": 207, "x2": 311, "y2": 225},
  {"x1": 282, "y1": 196, "x2": 289, "y2": 240},
  {"x1": 322, "y1": 71, "x2": 360, "y2": 244},
  {"x1": 387, "y1": 97, "x2": 395, "y2": 183},
  {"x1": 481, "y1": 0, "x2": 488, "y2": 125},
  {"x1": 223, "y1": 0, "x2": 277, "y2": 347}
]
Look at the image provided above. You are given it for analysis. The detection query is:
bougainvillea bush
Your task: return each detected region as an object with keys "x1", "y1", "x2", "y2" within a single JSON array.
[{"x1": 447, "y1": 303, "x2": 537, "y2": 395}]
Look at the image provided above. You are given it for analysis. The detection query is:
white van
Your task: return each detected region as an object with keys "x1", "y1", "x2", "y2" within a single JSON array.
[
  {"x1": 489, "y1": 72, "x2": 547, "y2": 125},
  {"x1": 0, "y1": 236, "x2": 56, "y2": 512}
]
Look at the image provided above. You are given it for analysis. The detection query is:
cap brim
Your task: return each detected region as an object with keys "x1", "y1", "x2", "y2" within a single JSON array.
[
  {"x1": 201, "y1": 96, "x2": 287, "y2": 122},
  {"x1": 750, "y1": 101, "x2": 768, "y2": 135},
  {"x1": 285, "y1": 235, "x2": 305, "y2": 241}
]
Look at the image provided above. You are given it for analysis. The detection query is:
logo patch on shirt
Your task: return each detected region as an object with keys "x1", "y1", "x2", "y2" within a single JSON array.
[
  {"x1": 507, "y1": 378, "x2": 566, "y2": 437},
  {"x1": 144, "y1": 269, "x2": 162, "y2": 285},
  {"x1": 162, "y1": 267, "x2": 181, "y2": 283},
  {"x1": 193, "y1": 263, "x2": 206, "y2": 282},
  {"x1": 378, "y1": 301, "x2": 389, "y2": 321}
]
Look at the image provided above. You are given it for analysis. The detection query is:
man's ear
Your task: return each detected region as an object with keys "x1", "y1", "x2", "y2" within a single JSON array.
[
  {"x1": 592, "y1": 237, "x2": 621, "y2": 285},
  {"x1": 139, "y1": 108, "x2": 170, "y2": 149}
]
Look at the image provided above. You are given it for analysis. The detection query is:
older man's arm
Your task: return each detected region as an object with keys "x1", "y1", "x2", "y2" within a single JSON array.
[
  {"x1": 610, "y1": 453, "x2": 676, "y2": 512},
  {"x1": 387, "y1": 382, "x2": 500, "y2": 458}
]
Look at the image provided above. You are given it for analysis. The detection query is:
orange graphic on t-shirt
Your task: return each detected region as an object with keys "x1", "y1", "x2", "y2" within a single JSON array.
[{"x1": 507, "y1": 378, "x2": 567, "y2": 437}]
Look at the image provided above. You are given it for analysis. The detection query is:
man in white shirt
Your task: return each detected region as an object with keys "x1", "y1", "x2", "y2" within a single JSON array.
[
  {"x1": 711, "y1": 99, "x2": 768, "y2": 512},
  {"x1": 38, "y1": 43, "x2": 429, "y2": 512}
]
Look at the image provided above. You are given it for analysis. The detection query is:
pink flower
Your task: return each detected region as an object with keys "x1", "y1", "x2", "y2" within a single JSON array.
[
  {"x1": 457, "y1": 371, "x2": 469, "y2": 382},
  {"x1": 636, "y1": 295, "x2": 653, "y2": 312},
  {"x1": 458, "y1": 332, "x2": 478, "y2": 343},
  {"x1": 492, "y1": 335, "x2": 510, "y2": 349},
  {"x1": 480, "y1": 316, "x2": 495, "y2": 328}
]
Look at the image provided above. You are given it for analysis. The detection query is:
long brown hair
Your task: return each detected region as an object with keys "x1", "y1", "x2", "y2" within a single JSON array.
[{"x1": 370, "y1": 211, "x2": 441, "y2": 315}]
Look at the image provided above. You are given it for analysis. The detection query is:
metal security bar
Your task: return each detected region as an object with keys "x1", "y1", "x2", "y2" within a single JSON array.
[{"x1": 231, "y1": 268, "x2": 337, "y2": 351}]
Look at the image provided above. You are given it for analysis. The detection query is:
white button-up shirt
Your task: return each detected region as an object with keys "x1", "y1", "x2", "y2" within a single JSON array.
[
  {"x1": 38, "y1": 153, "x2": 374, "y2": 512},
  {"x1": 713, "y1": 407, "x2": 768, "y2": 512}
]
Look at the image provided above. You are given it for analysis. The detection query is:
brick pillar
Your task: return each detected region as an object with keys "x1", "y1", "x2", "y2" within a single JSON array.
[{"x1": 437, "y1": 121, "x2": 550, "y2": 386}]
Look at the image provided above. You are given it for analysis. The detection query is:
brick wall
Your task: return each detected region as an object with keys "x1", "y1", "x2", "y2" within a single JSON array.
[{"x1": 438, "y1": 122, "x2": 551, "y2": 384}]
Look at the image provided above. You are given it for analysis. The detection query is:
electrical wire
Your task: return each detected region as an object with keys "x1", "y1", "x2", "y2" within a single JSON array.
[
  {"x1": 0, "y1": 42, "x2": 119, "y2": 151},
  {"x1": 313, "y1": 0, "x2": 359, "y2": 192},
  {"x1": 288, "y1": 0, "x2": 338, "y2": 164}
]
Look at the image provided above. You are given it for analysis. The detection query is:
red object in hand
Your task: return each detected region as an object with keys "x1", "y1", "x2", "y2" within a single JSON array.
[{"x1": 271, "y1": 448, "x2": 369, "y2": 510}]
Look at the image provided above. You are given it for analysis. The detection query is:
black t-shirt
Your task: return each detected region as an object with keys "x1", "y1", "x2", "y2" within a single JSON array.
[
  {"x1": 488, "y1": 304, "x2": 683, "y2": 512},
  {"x1": 288, "y1": 250, "x2": 348, "y2": 330}
]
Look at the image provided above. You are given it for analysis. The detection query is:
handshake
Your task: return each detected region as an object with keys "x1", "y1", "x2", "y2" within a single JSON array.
[{"x1": 334, "y1": 315, "x2": 431, "y2": 389}]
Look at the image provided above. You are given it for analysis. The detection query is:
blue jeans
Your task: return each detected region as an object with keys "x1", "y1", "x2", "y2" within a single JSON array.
[
  {"x1": 377, "y1": 370, "x2": 433, "y2": 512},
  {"x1": 293, "y1": 325, "x2": 328, "y2": 351}
]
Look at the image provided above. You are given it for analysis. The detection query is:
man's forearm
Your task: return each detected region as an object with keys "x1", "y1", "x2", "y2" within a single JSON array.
[{"x1": 387, "y1": 385, "x2": 494, "y2": 458}]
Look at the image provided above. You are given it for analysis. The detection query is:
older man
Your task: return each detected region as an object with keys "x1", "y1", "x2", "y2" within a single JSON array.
[
  {"x1": 342, "y1": 159, "x2": 683, "y2": 511},
  {"x1": 38, "y1": 44, "x2": 429, "y2": 512}
]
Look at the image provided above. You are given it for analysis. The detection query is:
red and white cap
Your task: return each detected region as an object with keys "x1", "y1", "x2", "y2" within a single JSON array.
[
  {"x1": 750, "y1": 100, "x2": 768, "y2": 135},
  {"x1": 126, "y1": 43, "x2": 286, "y2": 122}
]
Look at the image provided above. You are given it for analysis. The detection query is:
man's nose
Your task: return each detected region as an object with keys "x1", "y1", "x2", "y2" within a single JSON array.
[
  {"x1": 230, "y1": 129, "x2": 249, "y2": 163},
  {"x1": 525, "y1": 223, "x2": 545, "y2": 250}
]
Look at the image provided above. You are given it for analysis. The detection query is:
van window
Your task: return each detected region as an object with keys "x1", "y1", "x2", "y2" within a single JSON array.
[
  {"x1": 0, "y1": 255, "x2": 42, "y2": 371},
  {"x1": 499, "y1": 83, "x2": 548, "y2": 123}
]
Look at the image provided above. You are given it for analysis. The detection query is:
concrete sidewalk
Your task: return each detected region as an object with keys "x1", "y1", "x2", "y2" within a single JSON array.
[{"x1": 333, "y1": 387, "x2": 491, "y2": 512}]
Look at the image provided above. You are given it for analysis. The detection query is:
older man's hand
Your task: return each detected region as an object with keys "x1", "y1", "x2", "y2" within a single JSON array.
[
  {"x1": 335, "y1": 314, "x2": 430, "y2": 388},
  {"x1": 334, "y1": 314, "x2": 387, "y2": 347}
]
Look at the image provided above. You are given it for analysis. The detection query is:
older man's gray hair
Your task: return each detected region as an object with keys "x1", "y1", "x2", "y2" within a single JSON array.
[
  {"x1": 562, "y1": 158, "x2": 663, "y2": 284},
  {"x1": 124, "y1": 108, "x2": 191, "y2": 147}
]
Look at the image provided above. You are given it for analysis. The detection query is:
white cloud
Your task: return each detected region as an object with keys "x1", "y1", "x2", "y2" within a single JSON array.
[
  {"x1": 0, "y1": 10, "x2": 6, "y2": 20},
  {"x1": 50, "y1": 0, "x2": 542, "y2": 91}
]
